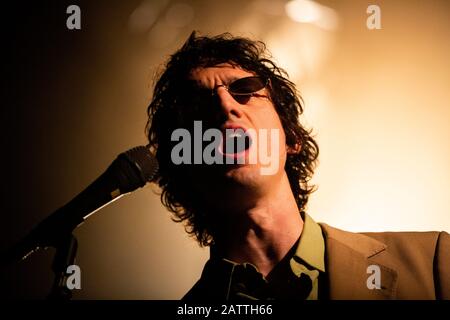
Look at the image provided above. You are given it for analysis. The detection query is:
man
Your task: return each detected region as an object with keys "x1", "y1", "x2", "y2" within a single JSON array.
[{"x1": 146, "y1": 32, "x2": 449, "y2": 300}]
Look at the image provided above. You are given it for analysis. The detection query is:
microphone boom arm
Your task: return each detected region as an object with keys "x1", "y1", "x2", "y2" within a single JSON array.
[{"x1": 1, "y1": 145, "x2": 158, "y2": 266}]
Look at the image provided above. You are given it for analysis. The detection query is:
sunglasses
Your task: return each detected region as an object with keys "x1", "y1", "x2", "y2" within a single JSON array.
[
  {"x1": 213, "y1": 76, "x2": 270, "y2": 104},
  {"x1": 214, "y1": 75, "x2": 269, "y2": 96},
  {"x1": 180, "y1": 76, "x2": 270, "y2": 121},
  {"x1": 184, "y1": 76, "x2": 270, "y2": 106}
]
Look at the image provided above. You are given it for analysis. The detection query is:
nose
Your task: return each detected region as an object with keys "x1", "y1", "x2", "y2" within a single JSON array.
[{"x1": 215, "y1": 85, "x2": 243, "y2": 119}]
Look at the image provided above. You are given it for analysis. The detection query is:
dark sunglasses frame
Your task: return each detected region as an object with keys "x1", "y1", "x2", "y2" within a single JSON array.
[
  {"x1": 182, "y1": 75, "x2": 271, "y2": 108},
  {"x1": 212, "y1": 76, "x2": 270, "y2": 98}
]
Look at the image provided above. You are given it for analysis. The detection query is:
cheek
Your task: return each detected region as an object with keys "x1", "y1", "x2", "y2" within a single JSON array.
[
  {"x1": 256, "y1": 103, "x2": 283, "y2": 128},
  {"x1": 274, "y1": 116, "x2": 289, "y2": 167},
  {"x1": 279, "y1": 130, "x2": 288, "y2": 164},
  {"x1": 252, "y1": 103, "x2": 288, "y2": 161},
  {"x1": 267, "y1": 111, "x2": 288, "y2": 164},
  {"x1": 270, "y1": 110, "x2": 287, "y2": 147}
]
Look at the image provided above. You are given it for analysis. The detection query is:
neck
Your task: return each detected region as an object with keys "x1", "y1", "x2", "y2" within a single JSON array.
[{"x1": 213, "y1": 173, "x2": 304, "y2": 276}]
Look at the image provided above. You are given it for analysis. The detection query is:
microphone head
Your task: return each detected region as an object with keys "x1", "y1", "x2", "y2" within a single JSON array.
[
  {"x1": 114, "y1": 145, "x2": 159, "y2": 193},
  {"x1": 122, "y1": 145, "x2": 159, "y2": 184}
]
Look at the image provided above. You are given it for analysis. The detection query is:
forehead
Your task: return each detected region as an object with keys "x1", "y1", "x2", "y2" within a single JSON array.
[{"x1": 189, "y1": 63, "x2": 255, "y2": 88}]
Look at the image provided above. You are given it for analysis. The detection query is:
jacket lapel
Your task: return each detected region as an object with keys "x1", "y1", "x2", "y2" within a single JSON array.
[{"x1": 319, "y1": 223, "x2": 398, "y2": 299}]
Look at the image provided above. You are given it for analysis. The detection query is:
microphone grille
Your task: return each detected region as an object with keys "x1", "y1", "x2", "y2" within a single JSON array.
[{"x1": 122, "y1": 145, "x2": 159, "y2": 184}]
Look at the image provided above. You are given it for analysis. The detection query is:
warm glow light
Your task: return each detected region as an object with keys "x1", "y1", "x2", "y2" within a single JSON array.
[
  {"x1": 285, "y1": 0, "x2": 321, "y2": 23},
  {"x1": 285, "y1": 0, "x2": 338, "y2": 30},
  {"x1": 128, "y1": 0, "x2": 169, "y2": 33},
  {"x1": 265, "y1": 19, "x2": 335, "y2": 83}
]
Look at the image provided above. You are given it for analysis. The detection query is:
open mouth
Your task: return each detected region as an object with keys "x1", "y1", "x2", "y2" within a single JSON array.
[{"x1": 219, "y1": 128, "x2": 252, "y2": 157}]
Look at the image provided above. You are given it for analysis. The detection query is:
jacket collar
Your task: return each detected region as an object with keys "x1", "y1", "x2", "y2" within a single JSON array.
[{"x1": 319, "y1": 223, "x2": 398, "y2": 299}]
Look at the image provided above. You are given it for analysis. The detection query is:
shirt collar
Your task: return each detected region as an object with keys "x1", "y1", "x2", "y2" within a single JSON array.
[
  {"x1": 293, "y1": 212, "x2": 326, "y2": 273},
  {"x1": 210, "y1": 212, "x2": 326, "y2": 273}
]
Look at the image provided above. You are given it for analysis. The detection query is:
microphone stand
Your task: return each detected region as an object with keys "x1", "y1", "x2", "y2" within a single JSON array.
[
  {"x1": 1, "y1": 222, "x2": 80, "y2": 300},
  {"x1": 1, "y1": 145, "x2": 158, "y2": 300},
  {"x1": 47, "y1": 232, "x2": 78, "y2": 300}
]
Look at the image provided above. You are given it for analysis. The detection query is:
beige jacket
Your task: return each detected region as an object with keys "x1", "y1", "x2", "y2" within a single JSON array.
[{"x1": 319, "y1": 224, "x2": 450, "y2": 299}]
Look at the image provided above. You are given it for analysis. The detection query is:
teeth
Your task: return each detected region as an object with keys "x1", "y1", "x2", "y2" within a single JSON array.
[
  {"x1": 225, "y1": 128, "x2": 245, "y2": 139},
  {"x1": 222, "y1": 129, "x2": 251, "y2": 155},
  {"x1": 228, "y1": 132, "x2": 242, "y2": 138}
]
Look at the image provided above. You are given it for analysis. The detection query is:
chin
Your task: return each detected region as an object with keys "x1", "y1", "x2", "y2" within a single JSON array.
[{"x1": 223, "y1": 164, "x2": 271, "y2": 190}]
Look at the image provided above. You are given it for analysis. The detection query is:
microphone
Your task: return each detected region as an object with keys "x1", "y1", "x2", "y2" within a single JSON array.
[{"x1": 1, "y1": 145, "x2": 158, "y2": 266}]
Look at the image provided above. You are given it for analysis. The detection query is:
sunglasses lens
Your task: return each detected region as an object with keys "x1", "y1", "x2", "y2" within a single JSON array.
[{"x1": 229, "y1": 76, "x2": 267, "y2": 95}]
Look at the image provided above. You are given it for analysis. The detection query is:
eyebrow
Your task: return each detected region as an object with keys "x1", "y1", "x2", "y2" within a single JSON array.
[
  {"x1": 188, "y1": 72, "x2": 260, "y2": 93},
  {"x1": 226, "y1": 76, "x2": 241, "y2": 83},
  {"x1": 192, "y1": 76, "x2": 250, "y2": 91},
  {"x1": 184, "y1": 81, "x2": 215, "y2": 97}
]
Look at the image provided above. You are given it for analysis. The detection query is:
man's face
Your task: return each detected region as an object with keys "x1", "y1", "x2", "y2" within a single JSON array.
[{"x1": 186, "y1": 63, "x2": 290, "y2": 208}]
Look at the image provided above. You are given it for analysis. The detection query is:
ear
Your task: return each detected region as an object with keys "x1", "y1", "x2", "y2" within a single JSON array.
[{"x1": 286, "y1": 143, "x2": 301, "y2": 155}]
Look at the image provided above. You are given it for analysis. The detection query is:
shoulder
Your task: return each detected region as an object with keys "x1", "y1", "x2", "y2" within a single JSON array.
[
  {"x1": 319, "y1": 222, "x2": 447, "y2": 257},
  {"x1": 361, "y1": 230, "x2": 446, "y2": 245},
  {"x1": 319, "y1": 223, "x2": 450, "y2": 299},
  {"x1": 362, "y1": 230, "x2": 445, "y2": 258},
  {"x1": 360, "y1": 230, "x2": 449, "y2": 270}
]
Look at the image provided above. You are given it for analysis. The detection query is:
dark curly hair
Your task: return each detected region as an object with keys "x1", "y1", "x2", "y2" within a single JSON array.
[{"x1": 146, "y1": 31, "x2": 319, "y2": 246}]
